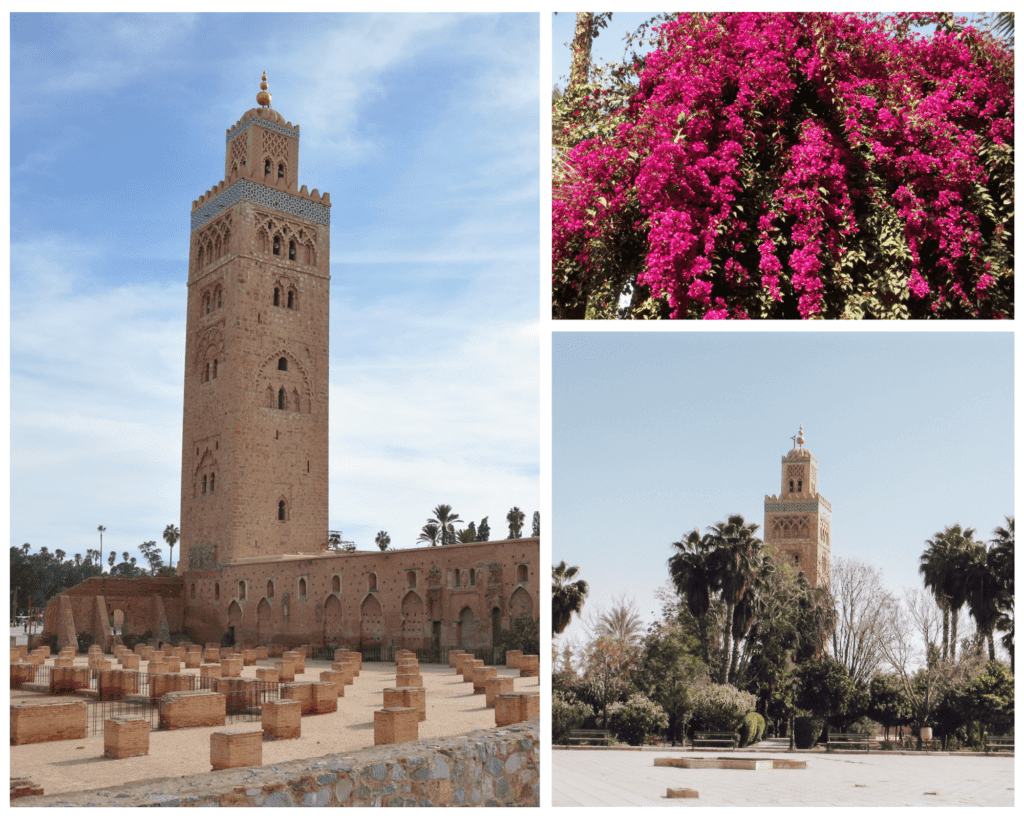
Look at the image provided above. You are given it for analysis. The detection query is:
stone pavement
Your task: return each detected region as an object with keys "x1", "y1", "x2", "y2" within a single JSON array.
[{"x1": 552, "y1": 748, "x2": 1014, "y2": 806}]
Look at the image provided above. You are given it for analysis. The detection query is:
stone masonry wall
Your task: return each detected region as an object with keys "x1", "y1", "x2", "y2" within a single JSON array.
[{"x1": 17, "y1": 720, "x2": 539, "y2": 807}]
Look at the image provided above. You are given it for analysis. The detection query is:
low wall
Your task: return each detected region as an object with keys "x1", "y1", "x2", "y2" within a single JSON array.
[{"x1": 16, "y1": 720, "x2": 540, "y2": 807}]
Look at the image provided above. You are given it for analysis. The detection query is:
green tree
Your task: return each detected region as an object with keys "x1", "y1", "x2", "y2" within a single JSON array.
[
  {"x1": 708, "y1": 514, "x2": 764, "y2": 684},
  {"x1": 582, "y1": 636, "x2": 641, "y2": 728},
  {"x1": 138, "y1": 540, "x2": 164, "y2": 574},
  {"x1": 507, "y1": 507, "x2": 525, "y2": 539},
  {"x1": 456, "y1": 522, "x2": 477, "y2": 543},
  {"x1": 962, "y1": 539, "x2": 1003, "y2": 661},
  {"x1": 921, "y1": 524, "x2": 977, "y2": 660},
  {"x1": 428, "y1": 505, "x2": 462, "y2": 546},
  {"x1": 668, "y1": 527, "x2": 722, "y2": 673},
  {"x1": 532, "y1": 511, "x2": 540, "y2": 538},
  {"x1": 375, "y1": 531, "x2": 391, "y2": 551},
  {"x1": 552, "y1": 561, "x2": 589, "y2": 636},
  {"x1": 476, "y1": 517, "x2": 491, "y2": 542},
  {"x1": 869, "y1": 673, "x2": 913, "y2": 740},
  {"x1": 417, "y1": 523, "x2": 441, "y2": 548},
  {"x1": 635, "y1": 621, "x2": 707, "y2": 745},
  {"x1": 797, "y1": 655, "x2": 857, "y2": 733},
  {"x1": 162, "y1": 524, "x2": 180, "y2": 571},
  {"x1": 989, "y1": 517, "x2": 1014, "y2": 670}
]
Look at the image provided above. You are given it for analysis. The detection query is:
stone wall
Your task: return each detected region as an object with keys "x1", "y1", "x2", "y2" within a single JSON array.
[
  {"x1": 41, "y1": 576, "x2": 184, "y2": 640},
  {"x1": 16, "y1": 720, "x2": 540, "y2": 807}
]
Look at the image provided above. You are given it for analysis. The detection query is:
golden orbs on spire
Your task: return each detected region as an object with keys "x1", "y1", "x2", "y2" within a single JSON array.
[
  {"x1": 256, "y1": 71, "x2": 272, "y2": 107},
  {"x1": 796, "y1": 424, "x2": 805, "y2": 447}
]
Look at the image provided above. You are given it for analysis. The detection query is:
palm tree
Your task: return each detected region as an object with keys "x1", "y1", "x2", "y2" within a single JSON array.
[
  {"x1": 375, "y1": 531, "x2": 391, "y2": 551},
  {"x1": 163, "y1": 524, "x2": 180, "y2": 570},
  {"x1": 417, "y1": 523, "x2": 441, "y2": 548},
  {"x1": 456, "y1": 522, "x2": 477, "y2": 543},
  {"x1": 507, "y1": 507, "x2": 526, "y2": 539},
  {"x1": 707, "y1": 514, "x2": 764, "y2": 683},
  {"x1": 98, "y1": 525, "x2": 106, "y2": 553},
  {"x1": 962, "y1": 539, "x2": 1002, "y2": 661},
  {"x1": 989, "y1": 517, "x2": 1014, "y2": 670},
  {"x1": 669, "y1": 527, "x2": 725, "y2": 673},
  {"x1": 921, "y1": 525, "x2": 976, "y2": 660},
  {"x1": 593, "y1": 595, "x2": 645, "y2": 644},
  {"x1": 428, "y1": 505, "x2": 462, "y2": 546},
  {"x1": 552, "y1": 561, "x2": 589, "y2": 635}
]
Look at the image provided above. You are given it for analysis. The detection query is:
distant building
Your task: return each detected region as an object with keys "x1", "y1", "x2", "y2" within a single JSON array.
[{"x1": 763, "y1": 425, "x2": 831, "y2": 588}]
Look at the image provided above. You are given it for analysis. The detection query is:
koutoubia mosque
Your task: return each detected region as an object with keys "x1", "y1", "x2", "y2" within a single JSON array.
[
  {"x1": 763, "y1": 425, "x2": 831, "y2": 588},
  {"x1": 44, "y1": 76, "x2": 540, "y2": 653}
]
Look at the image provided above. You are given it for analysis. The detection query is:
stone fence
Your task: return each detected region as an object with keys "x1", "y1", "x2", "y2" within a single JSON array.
[{"x1": 15, "y1": 720, "x2": 540, "y2": 807}]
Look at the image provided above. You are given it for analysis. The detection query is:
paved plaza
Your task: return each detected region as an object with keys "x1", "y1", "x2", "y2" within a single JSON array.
[{"x1": 553, "y1": 748, "x2": 1014, "y2": 807}]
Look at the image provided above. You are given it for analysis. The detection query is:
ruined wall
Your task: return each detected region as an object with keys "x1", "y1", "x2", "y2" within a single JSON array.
[
  {"x1": 16, "y1": 720, "x2": 540, "y2": 807},
  {"x1": 42, "y1": 577, "x2": 184, "y2": 641}
]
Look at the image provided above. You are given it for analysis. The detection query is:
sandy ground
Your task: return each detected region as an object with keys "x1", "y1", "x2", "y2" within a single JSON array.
[{"x1": 10, "y1": 656, "x2": 538, "y2": 796}]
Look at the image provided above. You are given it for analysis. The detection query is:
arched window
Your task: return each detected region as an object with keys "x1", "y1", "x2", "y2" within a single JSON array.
[
  {"x1": 278, "y1": 163, "x2": 285, "y2": 179},
  {"x1": 368, "y1": 572, "x2": 377, "y2": 592},
  {"x1": 287, "y1": 289, "x2": 294, "y2": 308},
  {"x1": 278, "y1": 357, "x2": 287, "y2": 371},
  {"x1": 455, "y1": 571, "x2": 461, "y2": 588},
  {"x1": 273, "y1": 287, "x2": 280, "y2": 306},
  {"x1": 469, "y1": 568, "x2": 476, "y2": 586},
  {"x1": 197, "y1": 247, "x2": 204, "y2": 267},
  {"x1": 299, "y1": 578, "x2": 306, "y2": 597},
  {"x1": 204, "y1": 295, "x2": 211, "y2": 314},
  {"x1": 265, "y1": 159, "x2": 271, "y2": 174},
  {"x1": 788, "y1": 480, "x2": 794, "y2": 493},
  {"x1": 204, "y1": 363, "x2": 210, "y2": 382},
  {"x1": 212, "y1": 359, "x2": 218, "y2": 379},
  {"x1": 332, "y1": 575, "x2": 340, "y2": 593},
  {"x1": 238, "y1": 581, "x2": 246, "y2": 601},
  {"x1": 202, "y1": 475, "x2": 207, "y2": 494},
  {"x1": 214, "y1": 583, "x2": 220, "y2": 600},
  {"x1": 798, "y1": 480, "x2": 803, "y2": 492},
  {"x1": 407, "y1": 571, "x2": 416, "y2": 587},
  {"x1": 217, "y1": 289, "x2": 222, "y2": 309},
  {"x1": 278, "y1": 500, "x2": 286, "y2": 521},
  {"x1": 278, "y1": 388, "x2": 286, "y2": 410},
  {"x1": 210, "y1": 473, "x2": 215, "y2": 492},
  {"x1": 288, "y1": 240, "x2": 296, "y2": 260},
  {"x1": 516, "y1": 565, "x2": 528, "y2": 583},
  {"x1": 273, "y1": 236, "x2": 280, "y2": 256}
]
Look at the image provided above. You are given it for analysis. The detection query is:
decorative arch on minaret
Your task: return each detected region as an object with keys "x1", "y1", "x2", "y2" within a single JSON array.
[
  {"x1": 193, "y1": 448, "x2": 220, "y2": 497},
  {"x1": 254, "y1": 348, "x2": 313, "y2": 414},
  {"x1": 194, "y1": 325, "x2": 226, "y2": 380}
]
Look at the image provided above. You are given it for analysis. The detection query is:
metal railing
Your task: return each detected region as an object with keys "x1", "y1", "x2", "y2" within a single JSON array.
[{"x1": 16, "y1": 663, "x2": 283, "y2": 735}]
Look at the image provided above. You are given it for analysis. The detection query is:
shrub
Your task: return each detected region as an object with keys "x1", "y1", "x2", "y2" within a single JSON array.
[
  {"x1": 794, "y1": 715, "x2": 825, "y2": 749},
  {"x1": 738, "y1": 712, "x2": 765, "y2": 747},
  {"x1": 690, "y1": 682, "x2": 757, "y2": 732},
  {"x1": 553, "y1": 12, "x2": 1013, "y2": 320},
  {"x1": 553, "y1": 690, "x2": 595, "y2": 744},
  {"x1": 606, "y1": 693, "x2": 669, "y2": 746}
]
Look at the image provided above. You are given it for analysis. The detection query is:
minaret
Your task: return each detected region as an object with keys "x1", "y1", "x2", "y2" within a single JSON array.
[
  {"x1": 763, "y1": 425, "x2": 832, "y2": 587},
  {"x1": 178, "y1": 73, "x2": 331, "y2": 570}
]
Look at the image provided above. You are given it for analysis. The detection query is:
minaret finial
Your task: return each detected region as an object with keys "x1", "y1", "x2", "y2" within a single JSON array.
[
  {"x1": 256, "y1": 71, "x2": 272, "y2": 108},
  {"x1": 796, "y1": 424, "x2": 805, "y2": 447}
]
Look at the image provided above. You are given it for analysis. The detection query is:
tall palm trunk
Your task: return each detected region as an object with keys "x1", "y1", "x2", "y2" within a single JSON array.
[
  {"x1": 719, "y1": 602, "x2": 734, "y2": 684},
  {"x1": 949, "y1": 606, "x2": 958, "y2": 661},
  {"x1": 941, "y1": 606, "x2": 950, "y2": 660}
]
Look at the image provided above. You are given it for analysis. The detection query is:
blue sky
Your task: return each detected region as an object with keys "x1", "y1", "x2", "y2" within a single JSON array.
[
  {"x1": 552, "y1": 330, "x2": 1014, "y2": 651},
  {"x1": 552, "y1": 11, "x2": 1000, "y2": 93},
  {"x1": 10, "y1": 13, "x2": 540, "y2": 565}
]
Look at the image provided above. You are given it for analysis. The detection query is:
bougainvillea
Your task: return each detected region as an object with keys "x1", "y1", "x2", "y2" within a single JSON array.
[{"x1": 553, "y1": 13, "x2": 1014, "y2": 319}]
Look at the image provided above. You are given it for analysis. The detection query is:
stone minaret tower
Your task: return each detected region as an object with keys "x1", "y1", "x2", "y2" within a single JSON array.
[
  {"x1": 179, "y1": 73, "x2": 331, "y2": 571},
  {"x1": 763, "y1": 425, "x2": 832, "y2": 588}
]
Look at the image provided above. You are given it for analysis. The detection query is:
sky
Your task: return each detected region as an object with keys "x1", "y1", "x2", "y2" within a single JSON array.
[
  {"x1": 9, "y1": 12, "x2": 540, "y2": 566},
  {"x1": 551, "y1": 11, "x2": 1001, "y2": 93},
  {"x1": 552, "y1": 330, "x2": 1014, "y2": 653}
]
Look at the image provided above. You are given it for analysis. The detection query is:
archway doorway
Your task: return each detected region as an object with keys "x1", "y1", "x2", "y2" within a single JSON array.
[
  {"x1": 227, "y1": 601, "x2": 242, "y2": 647},
  {"x1": 256, "y1": 598, "x2": 272, "y2": 645},
  {"x1": 401, "y1": 591, "x2": 425, "y2": 649},
  {"x1": 360, "y1": 594, "x2": 383, "y2": 648},
  {"x1": 491, "y1": 607, "x2": 502, "y2": 646},
  {"x1": 323, "y1": 594, "x2": 343, "y2": 644},
  {"x1": 457, "y1": 606, "x2": 476, "y2": 649}
]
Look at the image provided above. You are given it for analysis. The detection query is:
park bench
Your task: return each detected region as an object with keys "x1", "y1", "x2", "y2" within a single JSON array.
[
  {"x1": 692, "y1": 732, "x2": 738, "y2": 750},
  {"x1": 984, "y1": 735, "x2": 1013, "y2": 753},
  {"x1": 826, "y1": 733, "x2": 873, "y2": 752},
  {"x1": 565, "y1": 729, "x2": 613, "y2": 746}
]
